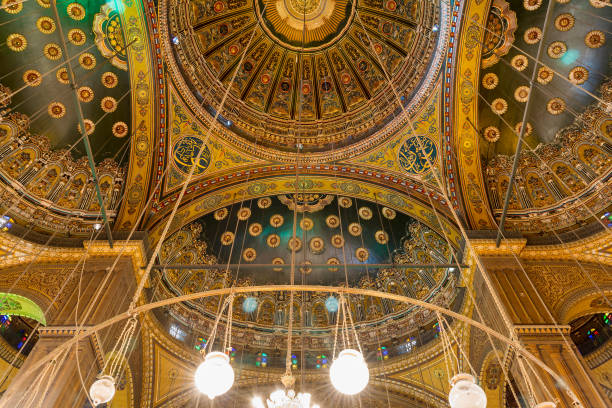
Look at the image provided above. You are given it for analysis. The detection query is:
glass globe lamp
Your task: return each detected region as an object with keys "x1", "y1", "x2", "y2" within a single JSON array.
[
  {"x1": 195, "y1": 351, "x2": 235, "y2": 399},
  {"x1": 89, "y1": 375, "x2": 116, "y2": 406},
  {"x1": 448, "y1": 373, "x2": 487, "y2": 408},
  {"x1": 330, "y1": 349, "x2": 369, "y2": 395}
]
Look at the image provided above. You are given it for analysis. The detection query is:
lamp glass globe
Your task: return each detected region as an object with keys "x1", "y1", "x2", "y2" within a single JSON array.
[
  {"x1": 195, "y1": 351, "x2": 235, "y2": 399},
  {"x1": 89, "y1": 375, "x2": 116, "y2": 406},
  {"x1": 448, "y1": 373, "x2": 487, "y2": 408},
  {"x1": 330, "y1": 349, "x2": 369, "y2": 395}
]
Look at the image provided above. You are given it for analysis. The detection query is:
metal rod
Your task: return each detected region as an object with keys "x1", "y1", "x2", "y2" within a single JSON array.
[
  {"x1": 495, "y1": 0, "x2": 556, "y2": 247},
  {"x1": 51, "y1": 0, "x2": 114, "y2": 247},
  {"x1": 146, "y1": 263, "x2": 466, "y2": 270}
]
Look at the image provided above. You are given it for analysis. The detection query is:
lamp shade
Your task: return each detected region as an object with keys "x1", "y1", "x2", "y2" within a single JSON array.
[
  {"x1": 89, "y1": 375, "x2": 116, "y2": 406},
  {"x1": 330, "y1": 349, "x2": 369, "y2": 395},
  {"x1": 195, "y1": 351, "x2": 235, "y2": 399},
  {"x1": 448, "y1": 373, "x2": 487, "y2": 408}
]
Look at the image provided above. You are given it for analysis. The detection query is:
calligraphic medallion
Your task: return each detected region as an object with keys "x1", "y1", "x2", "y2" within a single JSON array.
[
  {"x1": 398, "y1": 135, "x2": 437, "y2": 175},
  {"x1": 172, "y1": 136, "x2": 211, "y2": 175}
]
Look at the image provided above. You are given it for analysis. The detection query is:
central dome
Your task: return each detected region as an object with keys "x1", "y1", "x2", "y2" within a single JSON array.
[{"x1": 166, "y1": 0, "x2": 444, "y2": 157}]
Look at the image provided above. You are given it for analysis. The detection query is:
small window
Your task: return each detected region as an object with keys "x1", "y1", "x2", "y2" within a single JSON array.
[{"x1": 169, "y1": 324, "x2": 186, "y2": 341}]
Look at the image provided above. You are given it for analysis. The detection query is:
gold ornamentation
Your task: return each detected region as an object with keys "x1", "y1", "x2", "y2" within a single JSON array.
[
  {"x1": 483, "y1": 126, "x2": 501, "y2": 143},
  {"x1": 79, "y1": 53, "x2": 96, "y2": 70},
  {"x1": 112, "y1": 122, "x2": 128, "y2": 138},
  {"x1": 237, "y1": 207, "x2": 251, "y2": 221},
  {"x1": 325, "y1": 215, "x2": 340, "y2": 228},
  {"x1": 348, "y1": 222, "x2": 362, "y2": 236},
  {"x1": 327, "y1": 257, "x2": 340, "y2": 272},
  {"x1": 537, "y1": 66, "x2": 554, "y2": 85},
  {"x1": 68, "y1": 29, "x2": 86, "y2": 45},
  {"x1": 242, "y1": 248, "x2": 256, "y2": 262},
  {"x1": 358, "y1": 207, "x2": 372, "y2": 220},
  {"x1": 248, "y1": 223, "x2": 262, "y2": 236},
  {"x1": 288, "y1": 237, "x2": 302, "y2": 252},
  {"x1": 43, "y1": 43, "x2": 62, "y2": 60},
  {"x1": 101, "y1": 72, "x2": 118, "y2": 88},
  {"x1": 382, "y1": 207, "x2": 396, "y2": 220},
  {"x1": 47, "y1": 102, "x2": 66, "y2": 119},
  {"x1": 514, "y1": 86, "x2": 530, "y2": 103},
  {"x1": 7, "y1": 34, "x2": 27, "y2": 52},
  {"x1": 375, "y1": 230, "x2": 388, "y2": 244},
  {"x1": 523, "y1": 0, "x2": 542, "y2": 10},
  {"x1": 590, "y1": 0, "x2": 609, "y2": 8},
  {"x1": 67, "y1": 2, "x2": 85, "y2": 20},
  {"x1": 585, "y1": 30, "x2": 605, "y2": 48},
  {"x1": 23, "y1": 70, "x2": 42, "y2": 87},
  {"x1": 482, "y1": 73, "x2": 499, "y2": 90},
  {"x1": 77, "y1": 86, "x2": 94, "y2": 102},
  {"x1": 300, "y1": 217, "x2": 314, "y2": 231},
  {"x1": 554, "y1": 13, "x2": 574, "y2": 31},
  {"x1": 272, "y1": 257, "x2": 284, "y2": 271},
  {"x1": 523, "y1": 27, "x2": 542, "y2": 44},
  {"x1": 331, "y1": 234, "x2": 344, "y2": 248},
  {"x1": 491, "y1": 98, "x2": 508, "y2": 115},
  {"x1": 568, "y1": 66, "x2": 588, "y2": 85},
  {"x1": 514, "y1": 122, "x2": 533, "y2": 137},
  {"x1": 546, "y1": 98, "x2": 566, "y2": 115},
  {"x1": 510, "y1": 54, "x2": 528, "y2": 71},
  {"x1": 338, "y1": 197, "x2": 352, "y2": 208},
  {"x1": 100, "y1": 96, "x2": 117, "y2": 113},
  {"x1": 220, "y1": 231, "x2": 235, "y2": 245},
  {"x1": 355, "y1": 248, "x2": 369, "y2": 262},
  {"x1": 299, "y1": 261, "x2": 312, "y2": 275},
  {"x1": 547, "y1": 41, "x2": 567, "y2": 58},
  {"x1": 56, "y1": 68, "x2": 69, "y2": 84},
  {"x1": 267, "y1": 234, "x2": 281, "y2": 248},
  {"x1": 36, "y1": 0, "x2": 50, "y2": 7},
  {"x1": 2, "y1": 0, "x2": 23, "y2": 14},
  {"x1": 77, "y1": 119, "x2": 95, "y2": 135},
  {"x1": 257, "y1": 197, "x2": 272, "y2": 209},
  {"x1": 36, "y1": 17, "x2": 55, "y2": 34},
  {"x1": 309, "y1": 237, "x2": 324, "y2": 254},
  {"x1": 214, "y1": 208, "x2": 228, "y2": 220},
  {"x1": 270, "y1": 214, "x2": 284, "y2": 228}
]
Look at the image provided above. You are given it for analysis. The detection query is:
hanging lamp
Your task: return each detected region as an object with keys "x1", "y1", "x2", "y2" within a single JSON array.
[
  {"x1": 89, "y1": 375, "x2": 116, "y2": 406},
  {"x1": 448, "y1": 373, "x2": 487, "y2": 408},
  {"x1": 195, "y1": 351, "x2": 235, "y2": 399},
  {"x1": 329, "y1": 348, "x2": 369, "y2": 395}
]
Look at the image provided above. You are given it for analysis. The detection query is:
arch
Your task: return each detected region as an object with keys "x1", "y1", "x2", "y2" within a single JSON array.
[{"x1": 0, "y1": 293, "x2": 46, "y2": 325}]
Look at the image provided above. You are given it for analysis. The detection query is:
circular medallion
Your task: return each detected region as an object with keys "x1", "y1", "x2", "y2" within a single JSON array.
[
  {"x1": 36, "y1": 16, "x2": 55, "y2": 34},
  {"x1": 537, "y1": 66, "x2": 554, "y2": 85},
  {"x1": 67, "y1": 2, "x2": 85, "y2": 20},
  {"x1": 257, "y1": 197, "x2": 272, "y2": 208},
  {"x1": 228, "y1": 44, "x2": 239, "y2": 55},
  {"x1": 213, "y1": 1, "x2": 224, "y2": 12},
  {"x1": 327, "y1": 257, "x2": 340, "y2": 272},
  {"x1": 514, "y1": 86, "x2": 530, "y2": 103},
  {"x1": 101, "y1": 96, "x2": 118, "y2": 113},
  {"x1": 237, "y1": 207, "x2": 251, "y2": 221},
  {"x1": 68, "y1": 29, "x2": 86, "y2": 45},
  {"x1": 338, "y1": 197, "x2": 352, "y2": 208},
  {"x1": 2, "y1": 0, "x2": 23, "y2": 13},
  {"x1": 77, "y1": 119, "x2": 95, "y2": 135},
  {"x1": 102, "y1": 72, "x2": 118, "y2": 88},
  {"x1": 348, "y1": 222, "x2": 362, "y2": 236},
  {"x1": 309, "y1": 237, "x2": 325, "y2": 254},
  {"x1": 79, "y1": 53, "x2": 96, "y2": 70},
  {"x1": 331, "y1": 234, "x2": 345, "y2": 248},
  {"x1": 172, "y1": 136, "x2": 211, "y2": 175},
  {"x1": 288, "y1": 237, "x2": 302, "y2": 252},
  {"x1": 482, "y1": 73, "x2": 499, "y2": 89},
  {"x1": 398, "y1": 136, "x2": 437, "y2": 174},
  {"x1": 300, "y1": 217, "x2": 314, "y2": 231},
  {"x1": 272, "y1": 257, "x2": 285, "y2": 271},
  {"x1": 326, "y1": 215, "x2": 340, "y2": 228},
  {"x1": 515, "y1": 122, "x2": 533, "y2": 137},
  {"x1": 510, "y1": 54, "x2": 528, "y2": 71},
  {"x1": 299, "y1": 260, "x2": 312, "y2": 275},
  {"x1": 546, "y1": 98, "x2": 566, "y2": 115},
  {"x1": 547, "y1": 41, "x2": 567, "y2": 59},
  {"x1": 23, "y1": 70, "x2": 42, "y2": 87},
  {"x1": 267, "y1": 234, "x2": 281, "y2": 248},
  {"x1": 261, "y1": 74, "x2": 270, "y2": 84},
  {"x1": 568, "y1": 66, "x2": 588, "y2": 85},
  {"x1": 270, "y1": 214, "x2": 284, "y2": 228},
  {"x1": 44, "y1": 43, "x2": 62, "y2": 60},
  {"x1": 523, "y1": 0, "x2": 542, "y2": 10},
  {"x1": 590, "y1": 0, "x2": 609, "y2": 7},
  {"x1": 214, "y1": 208, "x2": 228, "y2": 220},
  {"x1": 112, "y1": 122, "x2": 128, "y2": 138},
  {"x1": 77, "y1": 86, "x2": 94, "y2": 102},
  {"x1": 220, "y1": 231, "x2": 235, "y2": 245},
  {"x1": 36, "y1": 0, "x2": 50, "y2": 7},
  {"x1": 7, "y1": 34, "x2": 27, "y2": 52},
  {"x1": 523, "y1": 27, "x2": 542, "y2": 44},
  {"x1": 385, "y1": 0, "x2": 396, "y2": 10},
  {"x1": 382, "y1": 207, "x2": 396, "y2": 220},
  {"x1": 47, "y1": 102, "x2": 66, "y2": 119},
  {"x1": 358, "y1": 207, "x2": 373, "y2": 220},
  {"x1": 491, "y1": 98, "x2": 508, "y2": 115},
  {"x1": 56, "y1": 68, "x2": 69, "y2": 84},
  {"x1": 248, "y1": 223, "x2": 263, "y2": 236},
  {"x1": 375, "y1": 230, "x2": 389, "y2": 245},
  {"x1": 554, "y1": 13, "x2": 574, "y2": 31},
  {"x1": 585, "y1": 30, "x2": 605, "y2": 48},
  {"x1": 355, "y1": 248, "x2": 369, "y2": 262},
  {"x1": 242, "y1": 248, "x2": 257, "y2": 262},
  {"x1": 483, "y1": 126, "x2": 501, "y2": 143}
]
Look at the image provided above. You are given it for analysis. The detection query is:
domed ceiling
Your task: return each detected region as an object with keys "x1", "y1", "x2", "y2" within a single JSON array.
[{"x1": 165, "y1": 0, "x2": 445, "y2": 156}]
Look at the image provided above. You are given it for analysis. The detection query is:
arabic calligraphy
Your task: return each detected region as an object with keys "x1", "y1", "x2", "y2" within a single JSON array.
[
  {"x1": 398, "y1": 136, "x2": 437, "y2": 174},
  {"x1": 173, "y1": 136, "x2": 211, "y2": 175}
]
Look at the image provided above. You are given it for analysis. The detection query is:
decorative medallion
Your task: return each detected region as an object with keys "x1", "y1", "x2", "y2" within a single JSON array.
[
  {"x1": 67, "y1": 3, "x2": 86, "y2": 20},
  {"x1": 101, "y1": 72, "x2": 118, "y2": 88},
  {"x1": 112, "y1": 122, "x2": 128, "y2": 138},
  {"x1": 546, "y1": 98, "x2": 566, "y2": 115},
  {"x1": 270, "y1": 214, "x2": 284, "y2": 228},
  {"x1": 331, "y1": 234, "x2": 345, "y2": 248},
  {"x1": 523, "y1": 0, "x2": 542, "y2": 10},
  {"x1": 554, "y1": 13, "x2": 574, "y2": 31},
  {"x1": 2, "y1": 0, "x2": 23, "y2": 13},
  {"x1": 309, "y1": 237, "x2": 325, "y2": 254},
  {"x1": 355, "y1": 248, "x2": 369, "y2": 262},
  {"x1": 243, "y1": 248, "x2": 257, "y2": 262},
  {"x1": 547, "y1": 41, "x2": 567, "y2": 59},
  {"x1": 100, "y1": 96, "x2": 117, "y2": 113},
  {"x1": 257, "y1": 197, "x2": 272, "y2": 209},
  {"x1": 514, "y1": 86, "x2": 530, "y2": 103},
  {"x1": 348, "y1": 222, "x2": 362, "y2": 236},
  {"x1": 79, "y1": 53, "x2": 96, "y2": 70},
  {"x1": 523, "y1": 27, "x2": 542, "y2": 44},
  {"x1": 358, "y1": 207, "x2": 373, "y2": 220},
  {"x1": 483, "y1": 126, "x2": 501, "y2": 143},
  {"x1": 214, "y1": 208, "x2": 228, "y2": 220},
  {"x1": 23, "y1": 70, "x2": 42, "y2": 87},
  {"x1": 325, "y1": 215, "x2": 340, "y2": 228},
  {"x1": 568, "y1": 66, "x2": 588, "y2": 85},
  {"x1": 43, "y1": 43, "x2": 62, "y2": 60},
  {"x1": 482, "y1": 0, "x2": 518, "y2": 68},
  {"x1": 288, "y1": 237, "x2": 302, "y2": 252},
  {"x1": 585, "y1": 30, "x2": 605, "y2": 48},
  {"x1": 267, "y1": 234, "x2": 281, "y2": 248},
  {"x1": 590, "y1": 0, "x2": 608, "y2": 7},
  {"x1": 36, "y1": 0, "x2": 50, "y2": 7},
  {"x1": 300, "y1": 217, "x2": 314, "y2": 231},
  {"x1": 327, "y1": 257, "x2": 340, "y2": 272},
  {"x1": 382, "y1": 207, "x2": 396, "y2": 220},
  {"x1": 272, "y1": 257, "x2": 285, "y2": 271},
  {"x1": 375, "y1": 230, "x2": 389, "y2": 245},
  {"x1": 299, "y1": 261, "x2": 312, "y2": 275},
  {"x1": 537, "y1": 66, "x2": 554, "y2": 85},
  {"x1": 491, "y1": 98, "x2": 508, "y2": 115},
  {"x1": 172, "y1": 136, "x2": 211, "y2": 175},
  {"x1": 338, "y1": 197, "x2": 352, "y2": 208},
  {"x1": 47, "y1": 102, "x2": 66, "y2": 119},
  {"x1": 514, "y1": 122, "x2": 533, "y2": 137},
  {"x1": 7, "y1": 34, "x2": 27, "y2": 52},
  {"x1": 36, "y1": 16, "x2": 55, "y2": 34},
  {"x1": 93, "y1": 4, "x2": 128, "y2": 70},
  {"x1": 77, "y1": 86, "x2": 94, "y2": 102},
  {"x1": 510, "y1": 54, "x2": 528, "y2": 71},
  {"x1": 398, "y1": 135, "x2": 437, "y2": 175},
  {"x1": 482, "y1": 73, "x2": 499, "y2": 90},
  {"x1": 220, "y1": 231, "x2": 235, "y2": 245},
  {"x1": 68, "y1": 29, "x2": 86, "y2": 45},
  {"x1": 77, "y1": 119, "x2": 95, "y2": 135},
  {"x1": 237, "y1": 207, "x2": 252, "y2": 221},
  {"x1": 248, "y1": 223, "x2": 263, "y2": 237},
  {"x1": 56, "y1": 68, "x2": 69, "y2": 84}
]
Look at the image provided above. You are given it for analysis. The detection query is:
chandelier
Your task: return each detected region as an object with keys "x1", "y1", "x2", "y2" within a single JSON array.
[{"x1": 252, "y1": 389, "x2": 320, "y2": 408}]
